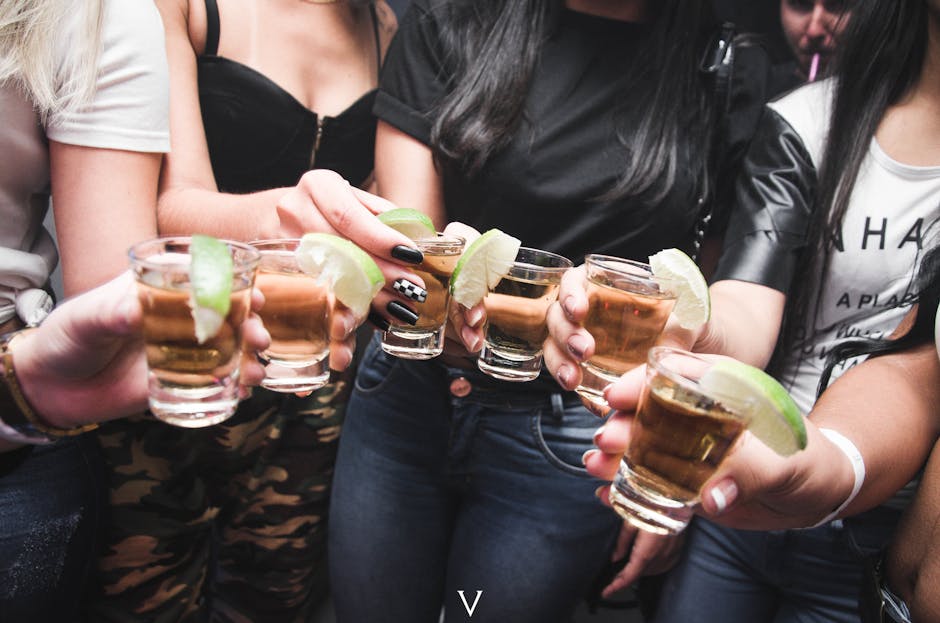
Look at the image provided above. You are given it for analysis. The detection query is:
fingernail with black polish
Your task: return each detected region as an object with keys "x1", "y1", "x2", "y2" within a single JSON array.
[
  {"x1": 387, "y1": 301, "x2": 419, "y2": 325},
  {"x1": 393, "y1": 279, "x2": 428, "y2": 303},
  {"x1": 391, "y1": 245, "x2": 424, "y2": 264},
  {"x1": 367, "y1": 311, "x2": 390, "y2": 331}
]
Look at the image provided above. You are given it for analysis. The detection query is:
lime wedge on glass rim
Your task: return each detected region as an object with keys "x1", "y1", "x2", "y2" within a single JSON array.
[
  {"x1": 699, "y1": 359, "x2": 807, "y2": 456},
  {"x1": 649, "y1": 248, "x2": 710, "y2": 330},
  {"x1": 295, "y1": 233, "x2": 384, "y2": 318},
  {"x1": 189, "y1": 234, "x2": 233, "y2": 344},
  {"x1": 449, "y1": 228, "x2": 521, "y2": 308},
  {"x1": 377, "y1": 208, "x2": 436, "y2": 240}
]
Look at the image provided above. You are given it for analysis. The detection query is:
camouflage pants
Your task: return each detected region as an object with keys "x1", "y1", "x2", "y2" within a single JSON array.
[{"x1": 87, "y1": 378, "x2": 347, "y2": 623}]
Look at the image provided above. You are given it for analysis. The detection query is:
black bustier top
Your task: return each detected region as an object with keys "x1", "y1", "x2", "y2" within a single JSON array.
[{"x1": 197, "y1": 0, "x2": 380, "y2": 193}]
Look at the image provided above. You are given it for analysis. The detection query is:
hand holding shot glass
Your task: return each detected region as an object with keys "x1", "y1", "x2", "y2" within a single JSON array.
[
  {"x1": 608, "y1": 347, "x2": 806, "y2": 535},
  {"x1": 478, "y1": 247, "x2": 572, "y2": 381},
  {"x1": 132, "y1": 233, "x2": 383, "y2": 428},
  {"x1": 575, "y1": 249, "x2": 710, "y2": 408},
  {"x1": 131, "y1": 235, "x2": 260, "y2": 428},
  {"x1": 380, "y1": 233, "x2": 465, "y2": 359},
  {"x1": 251, "y1": 239, "x2": 333, "y2": 393}
]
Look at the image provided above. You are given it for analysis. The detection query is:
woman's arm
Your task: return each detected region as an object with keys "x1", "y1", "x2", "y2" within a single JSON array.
[
  {"x1": 50, "y1": 143, "x2": 161, "y2": 296},
  {"x1": 585, "y1": 340, "x2": 940, "y2": 530},
  {"x1": 374, "y1": 120, "x2": 446, "y2": 227},
  {"x1": 154, "y1": 0, "x2": 285, "y2": 241}
]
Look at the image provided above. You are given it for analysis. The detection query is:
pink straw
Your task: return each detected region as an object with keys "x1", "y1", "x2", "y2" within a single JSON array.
[{"x1": 808, "y1": 53, "x2": 820, "y2": 82}]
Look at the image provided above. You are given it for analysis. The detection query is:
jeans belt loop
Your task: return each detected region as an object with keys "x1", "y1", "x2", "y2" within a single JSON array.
[{"x1": 550, "y1": 393, "x2": 565, "y2": 422}]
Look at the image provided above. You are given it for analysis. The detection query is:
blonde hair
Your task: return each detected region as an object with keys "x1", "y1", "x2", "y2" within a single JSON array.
[{"x1": 0, "y1": 0, "x2": 103, "y2": 118}]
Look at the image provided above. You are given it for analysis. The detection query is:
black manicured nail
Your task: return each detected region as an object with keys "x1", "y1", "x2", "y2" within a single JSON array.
[
  {"x1": 391, "y1": 245, "x2": 424, "y2": 264},
  {"x1": 387, "y1": 301, "x2": 419, "y2": 325},
  {"x1": 367, "y1": 311, "x2": 390, "y2": 331},
  {"x1": 393, "y1": 279, "x2": 428, "y2": 303}
]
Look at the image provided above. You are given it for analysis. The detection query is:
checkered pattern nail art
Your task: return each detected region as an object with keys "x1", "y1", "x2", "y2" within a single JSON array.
[{"x1": 393, "y1": 279, "x2": 428, "y2": 303}]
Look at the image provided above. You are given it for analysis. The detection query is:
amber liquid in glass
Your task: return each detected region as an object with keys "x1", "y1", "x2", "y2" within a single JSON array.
[
  {"x1": 138, "y1": 282, "x2": 251, "y2": 401},
  {"x1": 255, "y1": 270, "x2": 330, "y2": 364},
  {"x1": 383, "y1": 243, "x2": 461, "y2": 360},
  {"x1": 624, "y1": 379, "x2": 747, "y2": 503},
  {"x1": 484, "y1": 275, "x2": 558, "y2": 355}
]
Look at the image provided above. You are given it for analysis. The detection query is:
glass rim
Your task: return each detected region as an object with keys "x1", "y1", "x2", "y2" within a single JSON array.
[
  {"x1": 248, "y1": 238, "x2": 302, "y2": 249},
  {"x1": 412, "y1": 232, "x2": 466, "y2": 250},
  {"x1": 128, "y1": 235, "x2": 260, "y2": 272},
  {"x1": 513, "y1": 247, "x2": 573, "y2": 272},
  {"x1": 585, "y1": 254, "x2": 677, "y2": 297},
  {"x1": 646, "y1": 346, "x2": 755, "y2": 414}
]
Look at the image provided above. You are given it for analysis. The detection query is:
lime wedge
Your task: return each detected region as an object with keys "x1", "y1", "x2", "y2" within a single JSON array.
[
  {"x1": 699, "y1": 359, "x2": 807, "y2": 456},
  {"x1": 377, "y1": 208, "x2": 436, "y2": 240},
  {"x1": 189, "y1": 234, "x2": 233, "y2": 343},
  {"x1": 449, "y1": 229, "x2": 521, "y2": 308},
  {"x1": 295, "y1": 233, "x2": 384, "y2": 317},
  {"x1": 649, "y1": 248, "x2": 710, "y2": 330}
]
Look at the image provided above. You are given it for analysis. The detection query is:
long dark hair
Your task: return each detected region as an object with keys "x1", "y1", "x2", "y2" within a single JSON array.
[
  {"x1": 776, "y1": 0, "x2": 929, "y2": 362},
  {"x1": 428, "y1": 0, "x2": 719, "y2": 205}
]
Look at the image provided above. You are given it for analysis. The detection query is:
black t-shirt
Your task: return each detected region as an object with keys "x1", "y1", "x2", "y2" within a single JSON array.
[{"x1": 376, "y1": 0, "x2": 771, "y2": 264}]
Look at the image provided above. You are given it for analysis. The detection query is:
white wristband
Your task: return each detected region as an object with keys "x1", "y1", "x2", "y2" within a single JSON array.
[{"x1": 812, "y1": 428, "x2": 866, "y2": 527}]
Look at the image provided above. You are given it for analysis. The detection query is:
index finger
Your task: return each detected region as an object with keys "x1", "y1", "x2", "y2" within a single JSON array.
[
  {"x1": 604, "y1": 364, "x2": 646, "y2": 413},
  {"x1": 558, "y1": 265, "x2": 589, "y2": 322},
  {"x1": 299, "y1": 171, "x2": 423, "y2": 264}
]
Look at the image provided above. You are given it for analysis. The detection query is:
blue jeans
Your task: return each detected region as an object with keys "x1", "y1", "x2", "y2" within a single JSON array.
[
  {"x1": 0, "y1": 436, "x2": 104, "y2": 622},
  {"x1": 653, "y1": 509, "x2": 900, "y2": 623},
  {"x1": 328, "y1": 337, "x2": 621, "y2": 623}
]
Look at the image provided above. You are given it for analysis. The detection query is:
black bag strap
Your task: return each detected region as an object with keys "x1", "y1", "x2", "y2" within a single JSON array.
[{"x1": 690, "y1": 22, "x2": 737, "y2": 262}]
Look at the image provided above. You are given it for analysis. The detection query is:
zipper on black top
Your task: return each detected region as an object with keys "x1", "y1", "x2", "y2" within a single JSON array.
[{"x1": 309, "y1": 116, "x2": 326, "y2": 169}]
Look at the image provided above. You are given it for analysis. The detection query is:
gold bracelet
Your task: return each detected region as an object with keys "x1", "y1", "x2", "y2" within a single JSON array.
[{"x1": 1, "y1": 330, "x2": 99, "y2": 438}]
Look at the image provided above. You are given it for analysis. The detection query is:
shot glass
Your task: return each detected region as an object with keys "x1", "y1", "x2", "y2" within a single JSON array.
[
  {"x1": 575, "y1": 255, "x2": 677, "y2": 408},
  {"x1": 251, "y1": 239, "x2": 332, "y2": 394},
  {"x1": 130, "y1": 236, "x2": 260, "y2": 428},
  {"x1": 478, "y1": 247, "x2": 572, "y2": 381},
  {"x1": 381, "y1": 233, "x2": 464, "y2": 360},
  {"x1": 610, "y1": 347, "x2": 752, "y2": 535}
]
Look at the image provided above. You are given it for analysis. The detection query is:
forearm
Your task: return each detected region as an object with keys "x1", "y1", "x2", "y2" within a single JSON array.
[
  {"x1": 157, "y1": 186, "x2": 285, "y2": 241},
  {"x1": 811, "y1": 342, "x2": 940, "y2": 516},
  {"x1": 693, "y1": 280, "x2": 785, "y2": 368}
]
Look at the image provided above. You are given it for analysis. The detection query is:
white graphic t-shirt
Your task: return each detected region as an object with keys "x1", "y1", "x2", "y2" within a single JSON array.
[{"x1": 770, "y1": 82, "x2": 940, "y2": 414}]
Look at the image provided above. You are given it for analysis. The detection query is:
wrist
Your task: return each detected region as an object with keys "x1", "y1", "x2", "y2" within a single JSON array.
[
  {"x1": 811, "y1": 428, "x2": 866, "y2": 527},
  {"x1": 0, "y1": 330, "x2": 98, "y2": 440}
]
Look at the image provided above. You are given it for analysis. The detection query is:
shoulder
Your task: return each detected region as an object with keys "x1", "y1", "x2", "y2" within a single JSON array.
[
  {"x1": 154, "y1": 0, "x2": 203, "y2": 54},
  {"x1": 95, "y1": 0, "x2": 169, "y2": 75},
  {"x1": 101, "y1": 0, "x2": 167, "y2": 45},
  {"x1": 46, "y1": 0, "x2": 170, "y2": 151},
  {"x1": 767, "y1": 79, "x2": 834, "y2": 166}
]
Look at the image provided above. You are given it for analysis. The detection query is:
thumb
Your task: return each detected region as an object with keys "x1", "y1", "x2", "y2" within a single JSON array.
[{"x1": 55, "y1": 272, "x2": 142, "y2": 346}]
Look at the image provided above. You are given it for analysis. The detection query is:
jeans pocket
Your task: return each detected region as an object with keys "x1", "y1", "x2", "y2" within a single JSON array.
[
  {"x1": 353, "y1": 337, "x2": 402, "y2": 395},
  {"x1": 531, "y1": 407, "x2": 597, "y2": 477}
]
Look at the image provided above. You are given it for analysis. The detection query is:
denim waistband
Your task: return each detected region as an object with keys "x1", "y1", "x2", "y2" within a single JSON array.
[{"x1": 440, "y1": 365, "x2": 585, "y2": 414}]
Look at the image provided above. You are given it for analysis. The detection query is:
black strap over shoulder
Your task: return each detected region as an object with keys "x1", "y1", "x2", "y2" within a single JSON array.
[
  {"x1": 689, "y1": 22, "x2": 737, "y2": 261},
  {"x1": 204, "y1": 0, "x2": 221, "y2": 57}
]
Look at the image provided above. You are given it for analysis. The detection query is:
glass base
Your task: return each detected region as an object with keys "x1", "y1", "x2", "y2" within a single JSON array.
[
  {"x1": 260, "y1": 355, "x2": 330, "y2": 393},
  {"x1": 148, "y1": 375, "x2": 239, "y2": 428},
  {"x1": 477, "y1": 344, "x2": 542, "y2": 382},
  {"x1": 609, "y1": 461, "x2": 694, "y2": 535},
  {"x1": 381, "y1": 327, "x2": 444, "y2": 360},
  {"x1": 574, "y1": 362, "x2": 620, "y2": 408}
]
